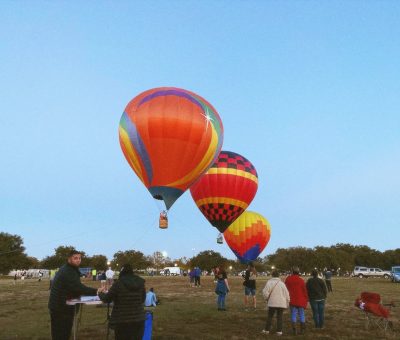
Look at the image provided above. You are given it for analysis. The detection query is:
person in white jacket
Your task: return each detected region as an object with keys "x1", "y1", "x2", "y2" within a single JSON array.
[{"x1": 261, "y1": 270, "x2": 290, "y2": 336}]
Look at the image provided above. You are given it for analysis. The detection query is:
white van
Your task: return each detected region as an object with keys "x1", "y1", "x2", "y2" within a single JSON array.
[{"x1": 160, "y1": 267, "x2": 182, "y2": 276}]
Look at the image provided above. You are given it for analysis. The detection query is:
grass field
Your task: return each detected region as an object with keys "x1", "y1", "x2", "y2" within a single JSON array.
[{"x1": 0, "y1": 275, "x2": 399, "y2": 339}]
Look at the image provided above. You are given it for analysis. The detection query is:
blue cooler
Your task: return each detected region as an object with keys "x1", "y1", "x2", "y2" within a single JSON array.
[{"x1": 143, "y1": 311, "x2": 153, "y2": 340}]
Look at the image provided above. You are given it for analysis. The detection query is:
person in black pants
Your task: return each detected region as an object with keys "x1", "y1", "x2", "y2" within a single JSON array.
[
  {"x1": 261, "y1": 270, "x2": 290, "y2": 336},
  {"x1": 99, "y1": 263, "x2": 146, "y2": 340},
  {"x1": 323, "y1": 269, "x2": 333, "y2": 292},
  {"x1": 48, "y1": 250, "x2": 99, "y2": 340}
]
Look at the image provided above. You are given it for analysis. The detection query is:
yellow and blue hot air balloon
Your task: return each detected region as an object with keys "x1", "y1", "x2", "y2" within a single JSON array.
[{"x1": 223, "y1": 211, "x2": 271, "y2": 263}]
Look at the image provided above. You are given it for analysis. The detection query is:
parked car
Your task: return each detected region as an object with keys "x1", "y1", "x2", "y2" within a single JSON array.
[
  {"x1": 352, "y1": 266, "x2": 391, "y2": 279},
  {"x1": 391, "y1": 266, "x2": 400, "y2": 282}
]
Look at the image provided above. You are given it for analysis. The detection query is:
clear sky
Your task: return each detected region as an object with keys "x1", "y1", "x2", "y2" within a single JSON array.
[{"x1": 1, "y1": 1, "x2": 399, "y2": 261}]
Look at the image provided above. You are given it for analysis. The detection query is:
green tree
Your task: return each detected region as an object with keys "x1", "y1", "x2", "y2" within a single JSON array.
[
  {"x1": 88, "y1": 255, "x2": 108, "y2": 271},
  {"x1": 0, "y1": 232, "x2": 33, "y2": 274},
  {"x1": 111, "y1": 250, "x2": 151, "y2": 271},
  {"x1": 188, "y1": 250, "x2": 229, "y2": 272},
  {"x1": 353, "y1": 245, "x2": 382, "y2": 267},
  {"x1": 40, "y1": 246, "x2": 88, "y2": 269},
  {"x1": 266, "y1": 247, "x2": 315, "y2": 272}
]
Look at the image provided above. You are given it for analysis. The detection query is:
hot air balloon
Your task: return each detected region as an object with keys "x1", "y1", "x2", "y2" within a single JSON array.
[
  {"x1": 190, "y1": 151, "x2": 258, "y2": 234},
  {"x1": 119, "y1": 87, "x2": 224, "y2": 223},
  {"x1": 223, "y1": 211, "x2": 271, "y2": 264}
]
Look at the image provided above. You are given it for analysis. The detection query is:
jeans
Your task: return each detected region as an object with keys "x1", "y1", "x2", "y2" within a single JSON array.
[
  {"x1": 217, "y1": 294, "x2": 226, "y2": 309},
  {"x1": 309, "y1": 299, "x2": 325, "y2": 328},
  {"x1": 265, "y1": 307, "x2": 284, "y2": 332},
  {"x1": 290, "y1": 306, "x2": 305, "y2": 323}
]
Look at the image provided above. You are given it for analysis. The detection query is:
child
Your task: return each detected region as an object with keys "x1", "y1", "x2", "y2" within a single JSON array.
[{"x1": 215, "y1": 269, "x2": 230, "y2": 311}]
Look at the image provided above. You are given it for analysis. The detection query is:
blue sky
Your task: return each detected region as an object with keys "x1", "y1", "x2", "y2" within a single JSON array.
[{"x1": 1, "y1": 1, "x2": 399, "y2": 261}]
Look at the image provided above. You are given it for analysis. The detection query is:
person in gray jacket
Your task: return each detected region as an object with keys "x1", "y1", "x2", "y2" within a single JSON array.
[
  {"x1": 99, "y1": 263, "x2": 146, "y2": 340},
  {"x1": 48, "y1": 250, "x2": 99, "y2": 340}
]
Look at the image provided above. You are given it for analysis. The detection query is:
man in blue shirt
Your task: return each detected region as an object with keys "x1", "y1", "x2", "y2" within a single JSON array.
[{"x1": 145, "y1": 288, "x2": 158, "y2": 307}]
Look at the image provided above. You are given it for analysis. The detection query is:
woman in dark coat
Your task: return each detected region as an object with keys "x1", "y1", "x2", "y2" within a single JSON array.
[
  {"x1": 306, "y1": 269, "x2": 327, "y2": 329},
  {"x1": 99, "y1": 264, "x2": 146, "y2": 340}
]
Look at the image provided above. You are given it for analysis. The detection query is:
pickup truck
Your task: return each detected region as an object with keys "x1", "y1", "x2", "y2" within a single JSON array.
[
  {"x1": 391, "y1": 266, "x2": 400, "y2": 282},
  {"x1": 352, "y1": 266, "x2": 391, "y2": 279}
]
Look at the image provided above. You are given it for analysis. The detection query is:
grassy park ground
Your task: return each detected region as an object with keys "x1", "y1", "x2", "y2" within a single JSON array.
[{"x1": 0, "y1": 275, "x2": 399, "y2": 339}]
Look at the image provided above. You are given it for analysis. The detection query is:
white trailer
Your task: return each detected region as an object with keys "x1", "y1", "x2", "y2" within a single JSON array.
[{"x1": 160, "y1": 267, "x2": 182, "y2": 276}]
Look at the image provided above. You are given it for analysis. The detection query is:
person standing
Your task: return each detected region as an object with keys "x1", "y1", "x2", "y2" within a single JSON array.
[
  {"x1": 261, "y1": 270, "x2": 290, "y2": 336},
  {"x1": 91, "y1": 268, "x2": 97, "y2": 281},
  {"x1": 215, "y1": 268, "x2": 230, "y2": 311},
  {"x1": 106, "y1": 266, "x2": 115, "y2": 290},
  {"x1": 285, "y1": 267, "x2": 308, "y2": 335},
  {"x1": 306, "y1": 269, "x2": 328, "y2": 329},
  {"x1": 194, "y1": 266, "x2": 201, "y2": 287},
  {"x1": 189, "y1": 269, "x2": 195, "y2": 287},
  {"x1": 98, "y1": 263, "x2": 146, "y2": 340},
  {"x1": 48, "y1": 250, "x2": 99, "y2": 340},
  {"x1": 323, "y1": 268, "x2": 333, "y2": 292},
  {"x1": 243, "y1": 262, "x2": 257, "y2": 310}
]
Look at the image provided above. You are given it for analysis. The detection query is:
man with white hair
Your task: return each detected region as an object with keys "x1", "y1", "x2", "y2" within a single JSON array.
[{"x1": 106, "y1": 266, "x2": 115, "y2": 289}]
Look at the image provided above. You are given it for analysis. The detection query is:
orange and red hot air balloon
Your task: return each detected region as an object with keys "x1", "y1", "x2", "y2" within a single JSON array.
[
  {"x1": 190, "y1": 151, "x2": 258, "y2": 233},
  {"x1": 223, "y1": 211, "x2": 271, "y2": 263},
  {"x1": 119, "y1": 87, "x2": 224, "y2": 218}
]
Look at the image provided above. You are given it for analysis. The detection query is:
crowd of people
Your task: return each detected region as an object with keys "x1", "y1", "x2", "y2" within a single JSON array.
[
  {"x1": 261, "y1": 266, "x2": 329, "y2": 336},
  {"x1": 46, "y1": 250, "x2": 334, "y2": 339},
  {"x1": 211, "y1": 263, "x2": 331, "y2": 336}
]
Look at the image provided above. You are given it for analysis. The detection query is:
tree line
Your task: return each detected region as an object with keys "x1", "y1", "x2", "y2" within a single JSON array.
[{"x1": 1, "y1": 232, "x2": 399, "y2": 274}]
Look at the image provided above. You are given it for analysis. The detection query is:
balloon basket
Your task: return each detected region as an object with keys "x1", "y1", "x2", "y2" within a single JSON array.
[
  {"x1": 159, "y1": 211, "x2": 168, "y2": 229},
  {"x1": 216, "y1": 233, "x2": 223, "y2": 244},
  {"x1": 159, "y1": 219, "x2": 168, "y2": 229}
]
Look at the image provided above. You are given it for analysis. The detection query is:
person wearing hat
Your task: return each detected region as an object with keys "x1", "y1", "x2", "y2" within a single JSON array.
[{"x1": 98, "y1": 263, "x2": 146, "y2": 339}]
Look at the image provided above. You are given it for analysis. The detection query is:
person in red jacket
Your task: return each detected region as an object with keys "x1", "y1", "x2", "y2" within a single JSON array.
[{"x1": 285, "y1": 267, "x2": 308, "y2": 335}]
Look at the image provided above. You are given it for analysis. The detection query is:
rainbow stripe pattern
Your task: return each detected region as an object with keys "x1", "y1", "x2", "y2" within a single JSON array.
[{"x1": 119, "y1": 87, "x2": 224, "y2": 210}]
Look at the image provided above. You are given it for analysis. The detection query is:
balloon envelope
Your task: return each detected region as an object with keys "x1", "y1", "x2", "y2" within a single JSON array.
[
  {"x1": 190, "y1": 151, "x2": 258, "y2": 232},
  {"x1": 223, "y1": 211, "x2": 271, "y2": 264},
  {"x1": 119, "y1": 87, "x2": 224, "y2": 210}
]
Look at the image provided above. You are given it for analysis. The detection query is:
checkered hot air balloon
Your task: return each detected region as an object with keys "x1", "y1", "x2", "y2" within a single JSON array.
[
  {"x1": 119, "y1": 87, "x2": 224, "y2": 212},
  {"x1": 190, "y1": 151, "x2": 258, "y2": 233},
  {"x1": 223, "y1": 211, "x2": 271, "y2": 264}
]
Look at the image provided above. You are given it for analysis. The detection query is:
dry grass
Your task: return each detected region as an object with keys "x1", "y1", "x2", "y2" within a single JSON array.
[{"x1": 0, "y1": 275, "x2": 399, "y2": 339}]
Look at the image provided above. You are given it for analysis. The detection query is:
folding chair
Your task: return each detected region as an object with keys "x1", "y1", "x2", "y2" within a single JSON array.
[{"x1": 354, "y1": 292, "x2": 395, "y2": 333}]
